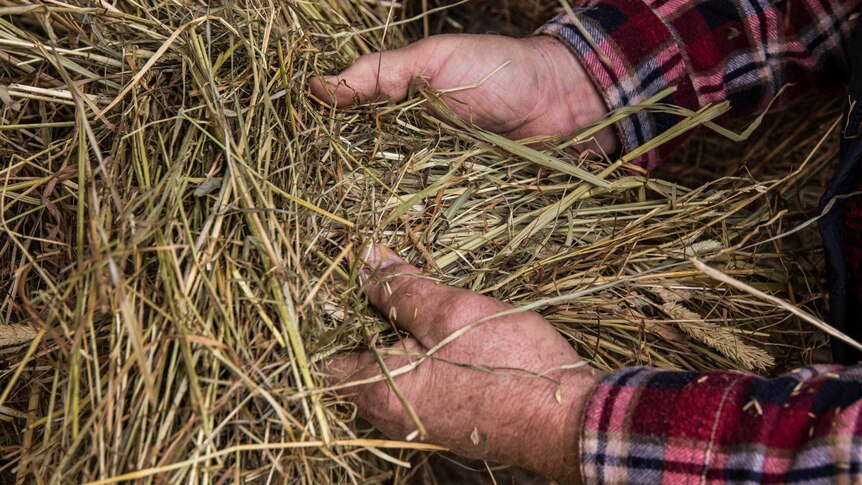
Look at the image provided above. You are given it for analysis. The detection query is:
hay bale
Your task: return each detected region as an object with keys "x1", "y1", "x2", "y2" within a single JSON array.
[{"x1": 0, "y1": 0, "x2": 837, "y2": 482}]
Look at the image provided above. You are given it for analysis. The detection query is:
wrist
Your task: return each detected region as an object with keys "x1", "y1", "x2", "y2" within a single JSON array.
[
  {"x1": 527, "y1": 35, "x2": 619, "y2": 154},
  {"x1": 518, "y1": 365, "x2": 606, "y2": 484}
]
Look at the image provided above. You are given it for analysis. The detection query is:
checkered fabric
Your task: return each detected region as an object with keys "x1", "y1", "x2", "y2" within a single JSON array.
[
  {"x1": 538, "y1": 0, "x2": 859, "y2": 169},
  {"x1": 581, "y1": 366, "x2": 862, "y2": 484}
]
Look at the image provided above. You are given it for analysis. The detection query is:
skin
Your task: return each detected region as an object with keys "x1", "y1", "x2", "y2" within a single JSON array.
[
  {"x1": 310, "y1": 34, "x2": 618, "y2": 151},
  {"x1": 328, "y1": 246, "x2": 606, "y2": 482},
  {"x1": 316, "y1": 34, "x2": 616, "y2": 483}
]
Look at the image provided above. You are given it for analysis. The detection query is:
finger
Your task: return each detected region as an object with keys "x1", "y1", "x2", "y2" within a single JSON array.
[
  {"x1": 326, "y1": 337, "x2": 423, "y2": 389},
  {"x1": 359, "y1": 244, "x2": 511, "y2": 348},
  {"x1": 326, "y1": 351, "x2": 376, "y2": 387},
  {"x1": 309, "y1": 42, "x2": 434, "y2": 107},
  {"x1": 325, "y1": 338, "x2": 427, "y2": 439}
]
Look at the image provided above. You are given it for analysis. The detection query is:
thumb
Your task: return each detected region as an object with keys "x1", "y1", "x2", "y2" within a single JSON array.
[{"x1": 310, "y1": 42, "x2": 436, "y2": 107}]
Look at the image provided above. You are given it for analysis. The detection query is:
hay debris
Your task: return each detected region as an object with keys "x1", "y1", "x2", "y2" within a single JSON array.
[
  {"x1": 0, "y1": 324, "x2": 36, "y2": 348},
  {"x1": 655, "y1": 287, "x2": 775, "y2": 371}
]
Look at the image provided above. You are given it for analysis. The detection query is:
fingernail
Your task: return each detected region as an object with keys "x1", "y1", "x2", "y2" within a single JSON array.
[
  {"x1": 358, "y1": 244, "x2": 402, "y2": 280},
  {"x1": 357, "y1": 245, "x2": 374, "y2": 284},
  {"x1": 359, "y1": 244, "x2": 378, "y2": 270},
  {"x1": 372, "y1": 245, "x2": 401, "y2": 270}
]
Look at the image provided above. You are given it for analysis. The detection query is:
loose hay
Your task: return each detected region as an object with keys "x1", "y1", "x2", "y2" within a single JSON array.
[{"x1": 0, "y1": 0, "x2": 841, "y2": 482}]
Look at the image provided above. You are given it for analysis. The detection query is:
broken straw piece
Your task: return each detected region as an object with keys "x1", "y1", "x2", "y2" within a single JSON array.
[{"x1": 0, "y1": 324, "x2": 37, "y2": 347}]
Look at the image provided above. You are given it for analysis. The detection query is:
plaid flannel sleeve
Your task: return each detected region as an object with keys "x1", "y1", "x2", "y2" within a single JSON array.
[
  {"x1": 537, "y1": 0, "x2": 859, "y2": 169},
  {"x1": 580, "y1": 365, "x2": 862, "y2": 484}
]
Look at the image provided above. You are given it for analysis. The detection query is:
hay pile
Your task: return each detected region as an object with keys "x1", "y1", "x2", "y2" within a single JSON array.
[{"x1": 0, "y1": 0, "x2": 842, "y2": 482}]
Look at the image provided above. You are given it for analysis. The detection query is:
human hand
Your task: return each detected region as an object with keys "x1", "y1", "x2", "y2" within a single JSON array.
[
  {"x1": 310, "y1": 34, "x2": 618, "y2": 151},
  {"x1": 327, "y1": 245, "x2": 605, "y2": 482}
]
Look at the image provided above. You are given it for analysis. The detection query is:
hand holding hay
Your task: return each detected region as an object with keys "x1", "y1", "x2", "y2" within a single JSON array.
[
  {"x1": 328, "y1": 245, "x2": 604, "y2": 483},
  {"x1": 310, "y1": 34, "x2": 618, "y2": 150}
]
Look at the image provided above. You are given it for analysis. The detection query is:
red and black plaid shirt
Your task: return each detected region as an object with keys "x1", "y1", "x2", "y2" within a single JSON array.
[
  {"x1": 540, "y1": 0, "x2": 858, "y2": 170},
  {"x1": 580, "y1": 366, "x2": 862, "y2": 483},
  {"x1": 537, "y1": 1, "x2": 862, "y2": 483}
]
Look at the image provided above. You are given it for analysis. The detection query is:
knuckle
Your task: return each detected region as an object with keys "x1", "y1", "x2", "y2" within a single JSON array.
[
  {"x1": 451, "y1": 292, "x2": 508, "y2": 316},
  {"x1": 386, "y1": 268, "x2": 426, "y2": 301},
  {"x1": 346, "y1": 54, "x2": 380, "y2": 80},
  {"x1": 353, "y1": 53, "x2": 375, "y2": 66}
]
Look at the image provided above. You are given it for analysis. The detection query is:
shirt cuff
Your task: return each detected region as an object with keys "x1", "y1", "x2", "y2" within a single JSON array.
[{"x1": 536, "y1": 1, "x2": 699, "y2": 170}]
